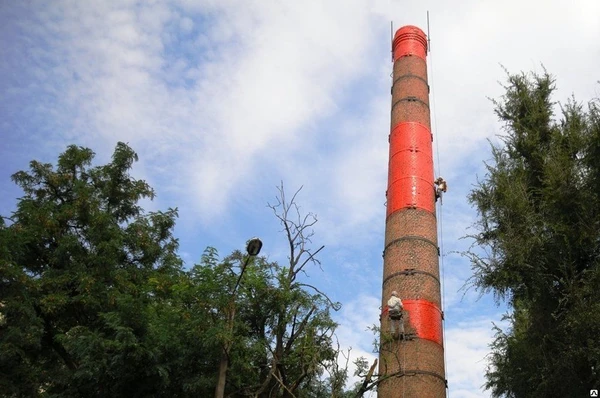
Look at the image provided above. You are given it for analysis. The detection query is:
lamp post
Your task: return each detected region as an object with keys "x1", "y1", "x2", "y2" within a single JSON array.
[{"x1": 214, "y1": 237, "x2": 263, "y2": 398}]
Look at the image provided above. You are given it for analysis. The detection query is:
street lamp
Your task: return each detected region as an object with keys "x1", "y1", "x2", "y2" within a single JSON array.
[
  {"x1": 232, "y1": 237, "x2": 263, "y2": 294},
  {"x1": 215, "y1": 237, "x2": 263, "y2": 398}
]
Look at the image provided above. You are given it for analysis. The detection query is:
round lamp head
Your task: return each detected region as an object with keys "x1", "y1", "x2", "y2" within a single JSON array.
[{"x1": 246, "y1": 237, "x2": 263, "y2": 256}]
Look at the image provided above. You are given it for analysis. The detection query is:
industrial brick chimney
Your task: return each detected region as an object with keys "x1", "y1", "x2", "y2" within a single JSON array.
[{"x1": 379, "y1": 25, "x2": 446, "y2": 397}]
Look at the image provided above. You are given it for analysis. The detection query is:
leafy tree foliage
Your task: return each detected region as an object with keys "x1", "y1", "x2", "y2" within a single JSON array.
[
  {"x1": 0, "y1": 145, "x2": 360, "y2": 397},
  {"x1": 466, "y1": 70, "x2": 600, "y2": 397},
  {"x1": 0, "y1": 143, "x2": 183, "y2": 397}
]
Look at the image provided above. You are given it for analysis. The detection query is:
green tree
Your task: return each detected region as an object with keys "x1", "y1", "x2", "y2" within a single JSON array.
[
  {"x1": 147, "y1": 185, "x2": 347, "y2": 397},
  {"x1": 0, "y1": 143, "x2": 361, "y2": 397},
  {"x1": 0, "y1": 143, "x2": 183, "y2": 397},
  {"x1": 466, "y1": 70, "x2": 600, "y2": 397},
  {"x1": 201, "y1": 185, "x2": 343, "y2": 397}
]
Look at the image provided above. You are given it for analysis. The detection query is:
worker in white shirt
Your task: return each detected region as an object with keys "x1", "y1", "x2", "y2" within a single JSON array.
[{"x1": 387, "y1": 291, "x2": 404, "y2": 339}]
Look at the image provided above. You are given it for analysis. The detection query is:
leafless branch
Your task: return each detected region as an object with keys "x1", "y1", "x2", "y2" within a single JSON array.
[
  {"x1": 354, "y1": 359, "x2": 378, "y2": 398},
  {"x1": 272, "y1": 370, "x2": 297, "y2": 398},
  {"x1": 295, "y1": 282, "x2": 341, "y2": 310}
]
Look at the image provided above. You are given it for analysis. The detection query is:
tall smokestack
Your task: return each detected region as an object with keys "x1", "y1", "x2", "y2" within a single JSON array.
[{"x1": 379, "y1": 26, "x2": 446, "y2": 397}]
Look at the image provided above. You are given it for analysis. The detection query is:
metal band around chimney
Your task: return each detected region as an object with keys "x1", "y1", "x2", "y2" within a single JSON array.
[
  {"x1": 392, "y1": 74, "x2": 429, "y2": 92},
  {"x1": 392, "y1": 96, "x2": 429, "y2": 111},
  {"x1": 396, "y1": 369, "x2": 448, "y2": 388},
  {"x1": 384, "y1": 235, "x2": 439, "y2": 255},
  {"x1": 382, "y1": 268, "x2": 440, "y2": 287}
]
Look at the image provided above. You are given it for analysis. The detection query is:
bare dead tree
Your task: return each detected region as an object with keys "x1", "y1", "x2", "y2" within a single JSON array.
[
  {"x1": 247, "y1": 183, "x2": 401, "y2": 397},
  {"x1": 270, "y1": 183, "x2": 324, "y2": 284},
  {"x1": 252, "y1": 183, "x2": 340, "y2": 398}
]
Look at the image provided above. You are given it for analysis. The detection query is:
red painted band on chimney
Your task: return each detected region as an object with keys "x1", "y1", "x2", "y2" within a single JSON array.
[
  {"x1": 387, "y1": 122, "x2": 435, "y2": 215},
  {"x1": 386, "y1": 176, "x2": 434, "y2": 215},
  {"x1": 403, "y1": 299, "x2": 443, "y2": 345},
  {"x1": 393, "y1": 25, "x2": 428, "y2": 62}
]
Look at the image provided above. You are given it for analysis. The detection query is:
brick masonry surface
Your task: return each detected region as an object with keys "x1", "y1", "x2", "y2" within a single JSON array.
[{"x1": 380, "y1": 26, "x2": 446, "y2": 398}]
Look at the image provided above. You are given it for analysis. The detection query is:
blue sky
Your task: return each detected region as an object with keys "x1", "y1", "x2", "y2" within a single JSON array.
[{"x1": 1, "y1": 1, "x2": 599, "y2": 396}]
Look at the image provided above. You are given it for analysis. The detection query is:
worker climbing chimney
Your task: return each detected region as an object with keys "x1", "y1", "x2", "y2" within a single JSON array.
[{"x1": 379, "y1": 25, "x2": 446, "y2": 397}]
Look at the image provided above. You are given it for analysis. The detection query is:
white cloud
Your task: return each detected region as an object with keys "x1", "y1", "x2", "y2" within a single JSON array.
[
  {"x1": 334, "y1": 294, "x2": 380, "y2": 388},
  {"x1": 21, "y1": 0, "x2": 389, "y2": 224},
  {"x1": 179, "y1": 16, "x2": 194, "y2": 33},
  {"x1": 179, "y1": 0, "x2": 387, "y2": 220},
  {"x1": 445, "y1": 316, "x2": 508, "y2": 397}
]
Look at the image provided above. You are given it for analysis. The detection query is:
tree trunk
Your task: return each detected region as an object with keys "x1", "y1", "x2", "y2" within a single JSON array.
[
  {"x1": 214, "y1": 350, "x2": 229, "y2": 398},
  {"x1": 215, "y1": 306, "x2": 236, "y2": 398}
]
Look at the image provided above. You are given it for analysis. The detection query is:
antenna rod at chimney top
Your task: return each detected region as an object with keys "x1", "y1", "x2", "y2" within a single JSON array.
[
  {"x1": 390, "y1": 21, "x2": 394, "y2": 62},
  {"x1": 427, "y1": 11, "x2": 431, "y2": 52}
]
